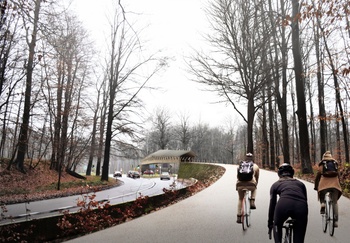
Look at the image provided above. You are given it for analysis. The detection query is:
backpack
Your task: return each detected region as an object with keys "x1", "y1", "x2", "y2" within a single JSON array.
[
  {"x1": 238, "y1": 160, "x2": 254, "y2": 181},
  {"x1": 322, "y1": 160, "x2": 338, "y2": 177}
]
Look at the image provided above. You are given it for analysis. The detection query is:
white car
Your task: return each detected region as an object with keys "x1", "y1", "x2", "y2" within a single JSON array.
[
  {"x1": 160, "y1": 172, "x2": 171, "y2": 180},
  {"x1": 113, "y1": 171, "x2": 122, "y2": 177}
]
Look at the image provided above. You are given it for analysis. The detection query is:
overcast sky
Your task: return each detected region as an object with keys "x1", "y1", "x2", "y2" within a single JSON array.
[{"x1": 68, "y1": 0, "x2": 239, "y2": 128}]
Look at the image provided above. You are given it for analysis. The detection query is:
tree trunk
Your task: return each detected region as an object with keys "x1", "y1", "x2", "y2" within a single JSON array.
[
  {"x1": 15, "y1": 0, "x2": 41, "y2": 172},
  {"x1": 50, "y1": 58, "x2": 63, "y2": 171},
  {"x1": 322, "y1": 31, "x2": 350, "y2": 164},
  {"x1": 273, "y1": 101, "x2": 280, "y2": 167},
  {"x1": 307, "y1": 75, "x2": 316, "y2": 164},
  {"x1": 96, "y1": 100, "x2": 106, "y2": 176},
  {"x1": 101, "y1": 88, "x2": 114, "y2": 181},
  {"x1": 269, "y1": 0, "x2": 291, "y2": 165},
  {"x1": 268, "y1": 86, "x2": 275, "y2": 170},
  {"x1": 336, "y1": 110, "x2": 342, "y2": 162},
  {"x1": 0, "y1": 0, "x2": 9, "y2": 98},
  {"x1": 247, "y1": 95, "x2": 255, "y2": 154},
  {"x1": 261, "y1": 90, "x2": 269, "y2": 168},
  {"x1": 291, "y1": 0, "x2": 312, "y2": 173},
  {"x1": 86, "y1": 84, "x2": 102, "y2": 176},
  {"x1": 314, "y1": 14, "x2": 327, "y2": 157}
]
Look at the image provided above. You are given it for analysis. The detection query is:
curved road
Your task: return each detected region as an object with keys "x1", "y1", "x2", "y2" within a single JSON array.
[
  {"x1": 2, "y1": 175, "x2": 182, "y2": 225},
  {"x1": 67, "y1": 164, "x2": 350, "y2": 243}
]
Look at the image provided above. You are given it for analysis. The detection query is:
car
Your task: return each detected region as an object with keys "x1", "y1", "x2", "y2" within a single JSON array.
[
  {"x1": 160, "y1": 171, "x2": 171, "y2": 180},
  {"x1": 113, "y1": 171, "x2": 122, "y2": 177},
  {"x1": 143, "y1": 170, "x2": 154, "y2": 175},
  {"x1": 127, "y1": 170, "x2": 140, "y2": 178},
  {"x1": 127, "y1": 170, "x2": 135, "y2": 177}
]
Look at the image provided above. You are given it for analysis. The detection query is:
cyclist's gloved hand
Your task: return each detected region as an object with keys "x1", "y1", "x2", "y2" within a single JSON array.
[
  {"x1": 268, "y1": 229, "x2": 272, "y2": 239},
  {"x1": 268, "y1": 225, "x2": 273, "y2": 240},
  {"x1": 268, "y1": 219, "x2": 273, "y2": 230}
]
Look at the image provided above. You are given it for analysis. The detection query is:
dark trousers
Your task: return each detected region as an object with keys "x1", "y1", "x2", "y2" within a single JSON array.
[{"x1": 273, "y1": 198, "x2": 308, "y2": 243}]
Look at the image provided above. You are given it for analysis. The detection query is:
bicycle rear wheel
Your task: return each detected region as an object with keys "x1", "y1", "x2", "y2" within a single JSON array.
[
  {"x1": 245, "y1": 194, "x2": 251, "y2": 227},
  {"x1": 241, "y1": 191, "x2": 250, "y2": 230},
  {"x1": 283, "y1": 228, "x2": 289, "y2": 243},
  {"x1": 241, "y1": 197, "x2": 247, "y2": 230},
  {"x1": 288, "y1": 227, "x2": 293, "y2": 243},
  {"x1": 329, "y1": 201, "x2": 335, "y2": 236}
]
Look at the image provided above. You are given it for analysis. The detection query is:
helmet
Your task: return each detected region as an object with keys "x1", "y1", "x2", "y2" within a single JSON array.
[
  {"x1": 278, "y1": 163, "x2": 294, "y2": 178},
  {"x1": 246, "y1": 153, "x2": 253, "y2": 161}
]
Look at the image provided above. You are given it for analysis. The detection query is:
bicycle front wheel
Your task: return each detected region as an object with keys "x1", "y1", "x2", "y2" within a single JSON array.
[
  {"x1": 329, "y1": 201, "x2": 335, "y2": 236},
  {"x1": 322, "y1": 206, "x2": 327, "y2": 233}
]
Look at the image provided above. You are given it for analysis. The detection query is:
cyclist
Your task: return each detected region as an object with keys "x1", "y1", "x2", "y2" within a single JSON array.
[
  {"x1": 314, "y1": 151, "x2": 342, "y2": 227},
  {"x1": 236, "y1": 152, "x2": 259, "y2": 223},
  {"x1": 268, "y1": 163, "x2": 308, "y2": 243}
]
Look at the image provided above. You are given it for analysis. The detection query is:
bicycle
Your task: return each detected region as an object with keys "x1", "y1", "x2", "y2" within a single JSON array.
[
  {"x1": 322, "y1": 191, "x2": 335, "y2": 236},
  {"x1": 241, "y1": 189, "x2": 251, "y2": 230},
  {"x1": 282, "y1": 219, "x2": 295, "y2": 243},
  {"x1": 268, "y1": 218, "x2": 295, "y2": 243}
]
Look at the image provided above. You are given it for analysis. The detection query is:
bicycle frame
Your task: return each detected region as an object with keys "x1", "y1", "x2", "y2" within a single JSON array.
[
  {"x1": 268, "y1": 218, "x2": 295, "y2": 242},
  {"x1": 282, "y1": 219, "x2": 295, "y2": 243},
  {"x1": 241, "y1": 189, "x2": 251, "y2": 230}
]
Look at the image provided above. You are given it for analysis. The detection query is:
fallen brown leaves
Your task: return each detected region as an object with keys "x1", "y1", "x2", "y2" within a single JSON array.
[{"x1": 0, "y1": 162, "x2": 119, "y2": 205}]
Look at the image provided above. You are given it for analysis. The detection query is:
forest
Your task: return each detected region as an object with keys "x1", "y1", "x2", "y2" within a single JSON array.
[{"x1": 0, "y1": 0, "x2": 349, "y2": 183}]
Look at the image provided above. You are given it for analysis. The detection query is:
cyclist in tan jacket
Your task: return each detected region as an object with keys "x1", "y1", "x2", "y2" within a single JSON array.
[
  {"x1": 236, "y1": 153, "x2": 259, "y2": 223},
  {"x1": 314, "y1": 151, "x2": 342, "y2": 227}
]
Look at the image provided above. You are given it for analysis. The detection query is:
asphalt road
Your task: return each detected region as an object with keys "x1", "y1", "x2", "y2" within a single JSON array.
[
  {"x1": 67, "y1": 164, "x2": 350, "y2": 243},
  {"x1": 1, "y1": 175, "x2": 182, "y2": 225}
]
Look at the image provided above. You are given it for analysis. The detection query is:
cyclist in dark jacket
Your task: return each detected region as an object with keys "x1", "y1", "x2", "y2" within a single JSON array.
[{"x1": 268, "y1": 163, "x2": 308, "y2": 243}]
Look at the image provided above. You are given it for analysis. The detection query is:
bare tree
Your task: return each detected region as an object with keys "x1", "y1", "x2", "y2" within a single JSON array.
[
  {"x1": 313, "y1": 3, "x2": 350, "y2": 164},
  {"x1": 309, "y1": 0, "x2": 328, "y2": 158},
  {"x1": 260, "y1": 89, "x2": 269, "y2": 168},
  {"x1": 222, "y1": 117, "x2": 238, "y2": 164},
  {"x1": 14, "y1": 0, "x2": 42, "y2": 172},
  {"x1": 268, "y1": 84, "x2": 276, "y2": 169},
  {"x1": 297, "y1": 0, "x2": 350, "y2": 165},
  {"x1": 101, "y1": 2, "x2": 166, "y2": 181},
  {"x1": 174, "y1": 111, "x2": 191, "y2": 150},
  {"x1": 190, "y1": 122, "x2": 210, "y2": 162},
  {"x1": 291, "y1": 0, "x2": 312, "y2": 173},
  {"x1": 86, "y1": 75, "x2": 104, "y2": 176},
  {"x1": 0, "y1": 0, "x2": 13, "y2": 103},
  {"x1": 96, "y1": 79, "x2": 108, "y2": 176},
  {"x1": 149, "y1": 107, "x2": 172, "y2": 150},
  {"x1": 266, "y1": 0, "x2": 292, "y2": 165},
  {"x1": 0, "y1": 1, "x2": 19, "y2": 157},
  {"x1": 187, "y1": 0, "x2": 271, "y2": 154}
]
